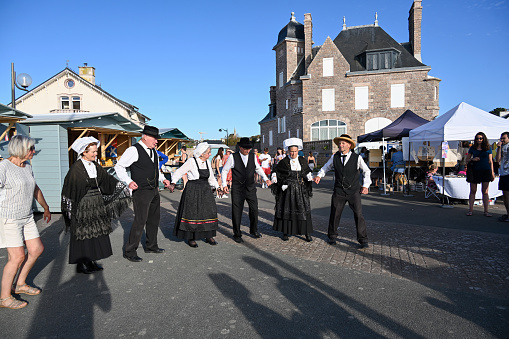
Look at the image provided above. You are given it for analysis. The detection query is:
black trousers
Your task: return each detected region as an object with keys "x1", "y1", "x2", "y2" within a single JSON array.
[
  {"x1": 125, "y1": 188, "x2": 160, "y2": 256},
  {"x1": 230, "y1": 185, "x2": 258, "y2": 238},
  {"x1": 328, "y1": 190, "x2": 368, "y2": 244}
]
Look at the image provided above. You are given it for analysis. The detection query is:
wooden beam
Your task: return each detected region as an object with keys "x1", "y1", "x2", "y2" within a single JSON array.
[
  {"x1": 0, "y1": 122, "x2": 15, "y2": 141},
  {"x1": 104, "y1": 134, "x2": 119, "y2": 148},
  {"x1": 117, "y1": 139, "x2": 129, "y2": 148},
  {"x1": 99, "y1": 133, "x2": 106, "y2": 160},
  {"x1": 157, "y1": 139, "x2": 168, "y2": 150},
  {"x1": 68, "y1": 128, "x2": 89, "y2": 151}
]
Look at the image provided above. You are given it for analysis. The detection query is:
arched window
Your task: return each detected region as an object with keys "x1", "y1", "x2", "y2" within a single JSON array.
[
  {"x1": 310, "y1": 120, "x2": 347, "y2": 141},
  {"x1": 364, "y1": 117, "x2": 392, "y2": 134}
]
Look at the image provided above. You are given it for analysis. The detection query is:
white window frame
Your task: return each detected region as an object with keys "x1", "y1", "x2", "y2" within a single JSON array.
[
  {"x1": 323, "y1": 57, "x2": 334, "y2": 77},
  {"x1": 297, "y1": 97, "x2": 302, "y2": 108},
  {"x1": 279, "y1": 72, "x2": 284, "y2": 88},
  {"x1": 355, "y1": 86, "x2": 369, "y2": 110},
  {"x1": 286, "y1": 99, "x2": 289, "y2": 110},
  {"x1": 322, "y1": 88, "x2": 335, "y2": 112},
  {"x1": 269, "y1": 130, "x2": 273, "y2": 146},
  {"x1": 296, "y1": 129, "x2": 300, "y2": 138},
  {"x1": 288, "y1": 130, "x2": 291, "y2": 138},
  {"x1": 262, "y1": 135, "x2": 265, "y2": 144},
  {"x1": 391, "y1": 84, "x2": 405, "y2": 108},
  {"x1": 310, "y1": 119, "x2": 347, "y2": 141}
]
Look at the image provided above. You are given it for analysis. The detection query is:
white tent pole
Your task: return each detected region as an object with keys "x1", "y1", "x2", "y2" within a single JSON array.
[
  {"x1": 404, "y1": 140, "x2": 413, "y2": 197},
  {"x1": 381, "y1": 137, "x2": 390, "y2": 196}
]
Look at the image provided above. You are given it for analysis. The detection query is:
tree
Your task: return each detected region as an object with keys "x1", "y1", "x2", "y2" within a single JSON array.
[{"x1": 489, "y1": 107, "x2": 507, "y2": 117}]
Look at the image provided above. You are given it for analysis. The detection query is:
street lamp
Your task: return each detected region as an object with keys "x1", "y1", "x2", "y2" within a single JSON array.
[
  {"x1": 219, "y1": 128, "x2": 229, "y2": 146},
  {"x1": 11, "y1": 63, "x2": 32, "y2": 109}
]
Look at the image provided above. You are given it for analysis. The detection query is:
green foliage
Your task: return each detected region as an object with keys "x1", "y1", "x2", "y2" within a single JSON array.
[{"x1": 489, "y1": 107, "x2": 507, "y2": 116}]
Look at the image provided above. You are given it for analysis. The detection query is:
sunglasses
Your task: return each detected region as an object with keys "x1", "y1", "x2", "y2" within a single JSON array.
[{"x1": 476, "y1": 137, "x2": 483, "y2": 140}]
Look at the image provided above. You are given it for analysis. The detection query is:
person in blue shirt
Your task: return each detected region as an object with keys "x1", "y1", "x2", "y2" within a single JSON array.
[{"x1": 466, "y1": 132, "x2": 495, "y2": 217}]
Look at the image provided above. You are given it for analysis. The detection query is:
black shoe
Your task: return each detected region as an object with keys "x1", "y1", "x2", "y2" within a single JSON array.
[
  {"x1": 144, "y1": 248, "x2": 165, "y2": 254},
  {"x1": 205, "y1": 238, "x2": 218, "y2": 245},
  {"x1": 359, "y1": 242, "x2": 369, "y2": 249},
  {"x1": 187, "y1": 240, "x2": 198, "y2": 248},
  {"x1": 123, "y1": 254, "x2": 143, "y2": 262},
  {"x1": 250, "y1": 232, "x2": 262, "y2": 238},
  {"x1": 90, "y1": 261, "x2": 103, "y2": 271},
  {"x1": 305, "y1": 234, "x2": 312, "y2": 242},
  {"x1": 282, "y1": 234, "x2": 289, "y2": 241},
  {"x1": 328, "y1": 237, "x2": 337, "y2": 245},
  {"x1": 76, "y1": 263, "x2": 93, "y2": 274},
  {"x1": 233, "y1": 236, "x2": 244, "y2": 243}
]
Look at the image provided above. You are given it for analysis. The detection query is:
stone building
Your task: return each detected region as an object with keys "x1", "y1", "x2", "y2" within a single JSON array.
[{"x1": 259, "y1": 0, "x2": 440, "y2": 155}]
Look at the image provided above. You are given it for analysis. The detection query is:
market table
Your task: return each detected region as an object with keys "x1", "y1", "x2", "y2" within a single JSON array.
[{"x1": 433, "y1": 175, "x2": 502, "y2": 200}]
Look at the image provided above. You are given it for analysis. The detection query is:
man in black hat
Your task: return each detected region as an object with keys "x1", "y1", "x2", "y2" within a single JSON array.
[
  {"x1": 115, "y1": 125, "x2": 170, "y2": 262},
  {"x1": 313, "y1": 134, "x2": 371, "y2": 249},
  {"x1": 221, "y1": 137, "x2": 272, "y2": 243}
]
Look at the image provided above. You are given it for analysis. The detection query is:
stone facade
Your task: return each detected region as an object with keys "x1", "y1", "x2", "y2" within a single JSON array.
[{"x1": 259, "y1": 0, "x2": 440, "y2": 156}]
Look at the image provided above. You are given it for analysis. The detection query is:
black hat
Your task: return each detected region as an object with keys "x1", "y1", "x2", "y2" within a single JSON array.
[
  {"x1": 237, "y1": 137, "x2": 253, "y2": 149},
  {"x1": 142, "y1": 125, "x2": 160, "y2": 139}
]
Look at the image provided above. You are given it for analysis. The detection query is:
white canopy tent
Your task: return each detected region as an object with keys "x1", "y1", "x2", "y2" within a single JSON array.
[
  {"x1": 409, "y1": 102, "x2": 509, "y2": 206},
  {"x1": 409, "y1": 102, "x2": 509, "y2": 142}
]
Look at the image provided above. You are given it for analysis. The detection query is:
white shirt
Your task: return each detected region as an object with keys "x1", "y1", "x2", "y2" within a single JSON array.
[
  {"x1": 258, "y1": 153, "x2": 272, "y2": 169},
  {"x1": 317, "y1": 151, "x2": 371, "y2": 188},
  {"x1": 114, "y1": 141, "x2": 165, "y2": 185},
  {"x1": 220, "y1": 153, "x2": 269, "y2": 188},
  {"x1": 81, "y1": 158, "x2": 97, "y2": 178},
  {"x1": 171, "y1": 157, "x2": 219, "y2": 189}
]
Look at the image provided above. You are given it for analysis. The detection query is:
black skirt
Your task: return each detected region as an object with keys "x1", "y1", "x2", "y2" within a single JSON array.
[
  {"x1": 69, "y1": 188, "x2": 112, "y2": 264},
  {"x1": 467, "y1": 169, "x2": 492, "y2": 184},
  {"x1": 173, "y1": 178, "x2": 218, "y2": 240},
  {"x1": 273, "y1": 173, "x2": 313, "y2": 235}
]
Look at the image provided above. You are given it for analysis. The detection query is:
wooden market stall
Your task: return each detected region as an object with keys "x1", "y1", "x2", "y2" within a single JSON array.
[
  {"x1": 0, "y1": 103, "x2": 32, "y2": 158},
  {"x1": 157, "y1": 128, "x2": 190, "y2": 165},
  {"x1": 21, "y1": 112, "x2": 142, "y2": 212}
]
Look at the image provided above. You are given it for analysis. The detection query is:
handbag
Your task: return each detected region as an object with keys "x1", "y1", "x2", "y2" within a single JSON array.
[{"x1": 466, "y1": 161, "x2": 475, "y2": 182}]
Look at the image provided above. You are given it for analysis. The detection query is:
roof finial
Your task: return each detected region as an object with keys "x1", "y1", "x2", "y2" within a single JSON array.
[
  {"x1": 342, "y1": 16, "x2": 346, "y2": 30},
  {"x1": 290, "y1": 12, "x2": 296, "y2": 22},
  {"x1": 374, "y1": 12, "x2": 378, "y2": 26}
]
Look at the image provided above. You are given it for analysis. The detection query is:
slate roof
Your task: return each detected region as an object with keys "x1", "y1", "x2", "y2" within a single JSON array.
[
  {"x1": 333, "y1": 25, "x2": 426, "y2": 72},
  {"x1": 276, "y1": 18, "x2": 304, "y2": 46}
]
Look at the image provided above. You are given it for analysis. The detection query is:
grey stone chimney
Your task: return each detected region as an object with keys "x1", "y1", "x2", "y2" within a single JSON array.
[{"x1": 408, "y1": 0, "x2": 422, "y2": 62}]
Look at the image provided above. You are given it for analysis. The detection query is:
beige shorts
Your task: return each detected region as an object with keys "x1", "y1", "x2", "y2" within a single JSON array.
[{"x1": 0, "y1": 216, "x2": 40, "y2": 248}]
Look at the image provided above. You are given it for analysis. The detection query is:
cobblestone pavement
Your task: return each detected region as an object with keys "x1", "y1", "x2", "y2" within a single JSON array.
[{"x1": 158, "y1": 190, "x2": 509, "y2": 300}]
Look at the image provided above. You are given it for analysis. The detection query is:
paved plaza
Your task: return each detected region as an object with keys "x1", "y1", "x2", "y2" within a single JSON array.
[{"x1": 1, "y1": 177, "x2": 508, "y2": 338}]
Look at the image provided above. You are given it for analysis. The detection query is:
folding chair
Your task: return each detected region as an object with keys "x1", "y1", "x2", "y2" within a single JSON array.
[{"x1": 424, "y1": 178, "x2": 440, "y2": 200}]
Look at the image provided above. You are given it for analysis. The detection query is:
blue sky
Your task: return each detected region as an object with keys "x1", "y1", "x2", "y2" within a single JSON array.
[{"x1": 1, "y1": 0, "x2": 508, "y2": 141}]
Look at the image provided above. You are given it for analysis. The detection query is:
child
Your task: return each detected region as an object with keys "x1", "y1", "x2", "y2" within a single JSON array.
[{"x1": 426, "y1": 164, "x2": 438, "y2": 190}]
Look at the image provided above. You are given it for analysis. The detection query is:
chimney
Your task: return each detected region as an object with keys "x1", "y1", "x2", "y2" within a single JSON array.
[
  {"x1": 304, "y1": 13, "x2": 313, "y2": 72},
  {"x1": 408, "y1": 0, "x2": 422, "y2": 62},
  {"x1": 78, "y1": 63, "x2": 96, "y2": 85}
]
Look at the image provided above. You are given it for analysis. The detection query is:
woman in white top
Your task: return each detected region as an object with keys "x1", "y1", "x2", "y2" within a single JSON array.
[
  {"x1": 170, "y1": 143, "x2": 223, "y2": 248},
  {"x1": 0, "y1": 135, "x2": 50, "y2": 310}
]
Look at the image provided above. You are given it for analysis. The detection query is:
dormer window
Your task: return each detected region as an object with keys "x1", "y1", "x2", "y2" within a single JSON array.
[{"x1": 357, "y1": 49, "x2": 400, "y2": 71}]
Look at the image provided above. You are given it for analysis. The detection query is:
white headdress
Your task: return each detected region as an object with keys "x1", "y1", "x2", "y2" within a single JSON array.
[
  {"x1": 193, "y1": 142, "x2": 210, "y2": 158},
  {"x1": 283, "y1": 138, "x2": 303, "y2": 151},
  {"x1": 71, "y1": 137, "x2": 100, "y2": 157}
]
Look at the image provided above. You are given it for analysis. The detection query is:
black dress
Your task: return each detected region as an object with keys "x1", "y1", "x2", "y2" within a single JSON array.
[
  {"x1": 62, "y1": 160, "x2": 131, "y2": 264},
  {"x1": 271, "y1": 156, "x2": 313, "y2": 235},
  {"x1": 173, "y1": 158, "x2": 218, "y2": 240}
]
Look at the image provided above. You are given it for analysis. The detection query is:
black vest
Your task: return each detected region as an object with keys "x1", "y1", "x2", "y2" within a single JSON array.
[
  {"x1": 130, "y1": 143, "x2": 158, "y2": 190},
  {"x1": 232, "y1": 152, "x2": 256, "y2": 190},
  {"x1": 333, "y1": 152, "x2": 360, "y2": 196}
]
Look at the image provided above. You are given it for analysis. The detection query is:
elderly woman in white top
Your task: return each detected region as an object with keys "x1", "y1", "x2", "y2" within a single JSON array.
[
  {"x1": 271, "y1": 138, "x2": 314, "y2": 242},
  {"x1": 0, "y1": 135, "x2": 50, "y2": 310},
  {"x1": 169, "y1": 142, "x2": 222, "y2": 248}
]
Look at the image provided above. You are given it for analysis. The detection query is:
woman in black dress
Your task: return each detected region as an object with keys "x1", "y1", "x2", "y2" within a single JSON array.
[
  {"x1": 170, "y1": 142, "x2": 222, "y2": 248},
  {"x1": 62, "y1": 137, "x2": 131, "y2": 274},
  {"x1": 271, "y1": 138, "x2": 314, "y2": 242}
]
